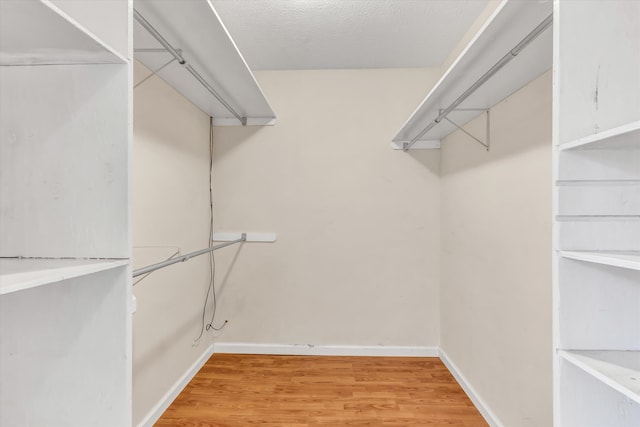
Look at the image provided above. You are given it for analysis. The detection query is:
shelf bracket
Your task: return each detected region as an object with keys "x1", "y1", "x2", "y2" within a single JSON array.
[
  {"x1": 134, "y1": 56, "x2": 177, "y2": 89},
  {"x1": 440, "y1": 108, "x2": 490, "y2": 151}
]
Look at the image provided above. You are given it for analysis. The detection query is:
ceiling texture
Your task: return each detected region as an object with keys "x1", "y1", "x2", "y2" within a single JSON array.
[{"x1": 211, "y1": 0, "x2": 490, "y2": 70}]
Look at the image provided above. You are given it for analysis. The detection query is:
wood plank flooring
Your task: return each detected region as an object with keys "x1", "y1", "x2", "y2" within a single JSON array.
[{"x1": 156, "y1": 354, "x2": 488, "y2": 426}]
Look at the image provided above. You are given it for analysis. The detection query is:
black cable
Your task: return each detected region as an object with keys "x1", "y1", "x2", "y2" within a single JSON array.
[
  {"x1": 205, "y1": 117, "x2": 226, "y2": 332},
  {"x1": 193, "y1": 117, "x2": 227, "y2": 346}
]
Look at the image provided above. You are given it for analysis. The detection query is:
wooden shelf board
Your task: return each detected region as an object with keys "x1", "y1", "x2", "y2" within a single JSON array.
[
  {"x1": 559, "y1": 121, "x2": 640, "y2": 151},
  {"x1": 559, "y1": 251, "x2": 640, "y2": 271},
  {"x1": 392, "y1": 0, "x2": 552, "y2": 146},
  {"x1": 0, "y1": 258, "x2": 129, "y2": 295},
  {"x1": 133, "y1": 0, "x2": 275, "y2": 124},
  {"x1": 560, "y1": 350, "x2": 640, "y2": 405},
  {"x1": 0, "y1": 0, "x2": 126, "y2": 65}
]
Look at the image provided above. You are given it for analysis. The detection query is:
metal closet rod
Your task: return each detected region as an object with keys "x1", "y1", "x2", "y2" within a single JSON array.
[
  {"x1": 133, "y1": 9, "x2": 247, "y2": 126},
  {"x1": 404, "y1": 13, "x2": 553, "y2": 151},
  {"x1": 132, "y1": 234, "x2": 246, "y2": 278}
]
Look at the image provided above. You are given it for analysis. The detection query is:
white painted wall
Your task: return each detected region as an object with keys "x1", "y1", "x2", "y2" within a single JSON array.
[
  {"x1": 210, "y1": 68, "x2": 442, "y2": 349},
  {"x1": 131, "y1": 61, "x2": 213, "y2": 426},
  {"x1": 130, "y1": 57, "x2": 553, "y2": 427},
  {"x1": 440, "y1": 71, "x2": 553, "y2": 426}
]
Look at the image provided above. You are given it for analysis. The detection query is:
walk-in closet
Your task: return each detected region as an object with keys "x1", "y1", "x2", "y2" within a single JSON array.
[{"x1": 1, "y1": 0, "x2": 638, "y2": 426}]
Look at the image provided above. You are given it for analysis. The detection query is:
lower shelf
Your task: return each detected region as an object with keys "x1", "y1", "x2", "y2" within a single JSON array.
[
  {"x1": 0, "y1": 258, "x2": 129, "y2": 295},
  {"x1": 559, "y1": 350, "x2": 640, "y2": 404}
]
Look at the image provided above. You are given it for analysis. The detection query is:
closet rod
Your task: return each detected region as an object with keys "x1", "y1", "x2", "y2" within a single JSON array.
[
  {"x1": 132, "y1": 234, "x2": 246, "y2": 278},
  {"x1": 403, "y1": 13, "x2": 553, "y2": 151},
  {"x1": 133, "y1": 8, "x2": 247, "y2": 125}
]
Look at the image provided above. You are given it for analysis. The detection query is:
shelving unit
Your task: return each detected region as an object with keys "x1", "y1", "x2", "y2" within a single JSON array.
[
  {"x1": 133, "y1": 0, "x2": 276, "y2": 126},
  {"x1": 392, "y1": 0, "x2": 552, "y2": 149},
  {"x1": 0, "y1": 0, "x2": 132, "y2": 425},
  {"x1": 553, "y1": 1, "x2": 640, "y2": 426}
]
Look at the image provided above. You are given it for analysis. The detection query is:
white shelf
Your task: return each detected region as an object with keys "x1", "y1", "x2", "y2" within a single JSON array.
[
  {"x1": 559, "y1": 121, "x2": 640, "y2": 151},
  {"x1": 133, "y1": 0, "x2": 275, "y2": 126},
  {"x1": 559, "y1": 350, "x2": 640, "y2": 405},
  {"x1": 553, "y1": 1, "x2": 640, "y2": 425},
  {"x1": 0, "y1": 0, "x2": 127, "y2": 65},
  {"x1": 392, "y1": 0, "x2": 552, "y2": 147},
  {"x1": 559, "y1": 251, "x2": 640, "y2": 271},
  {"x1": 0, "y1": 258, "x2": 129, "y2": 295}
]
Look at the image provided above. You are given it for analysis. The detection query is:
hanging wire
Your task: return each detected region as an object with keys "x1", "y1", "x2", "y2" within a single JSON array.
[{"x1": 193, "y1": 117, "x2": 227, "y2": 345}]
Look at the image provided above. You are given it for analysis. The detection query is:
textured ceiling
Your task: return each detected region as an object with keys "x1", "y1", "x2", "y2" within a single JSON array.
[{"x1": 210, "y1": 0, "x2": 490, "y2": 70}]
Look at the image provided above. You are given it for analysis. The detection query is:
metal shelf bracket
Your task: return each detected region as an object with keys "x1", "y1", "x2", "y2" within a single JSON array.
[
  {"x1": 134, "y1": 56, "x2": 177, "y2": 89},
  {"x1": 440, "y1": 108, "x2": 490, "y2": 151}
]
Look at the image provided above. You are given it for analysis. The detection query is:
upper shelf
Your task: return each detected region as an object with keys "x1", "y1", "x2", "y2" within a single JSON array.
[
  {"x1": 392, "y1": 0, "x2": 552, "y2": 149},
  {"x1": 133, "y1": 0, "x2": 276, "y2": 126},
  {"x1": 0, "y1": 0, "x2": 127, "y2": 65},
  {"x1": 559, "y1": 121, "x2": 640, "y2": 151}
]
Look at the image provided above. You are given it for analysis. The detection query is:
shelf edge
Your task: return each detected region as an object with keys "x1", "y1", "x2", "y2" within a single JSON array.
[
  {"x1": 390, "y1": 141, "x2": 441, "y2": 150},
  {"x1": 212, "y1": 117, "x2": 276, "y2": 126},
  {"x1": 559, "y1": 251, "x2": 640, "y2": 270},
  {"x1": 559, "y1": 350, "x2": 640, "y2": 405},
  {"x1": 558, "y1": 120, "x2": 640, "y2": 151},
  {"x1": 0, "y1": 259, "x2": 130, "y2": 296}
]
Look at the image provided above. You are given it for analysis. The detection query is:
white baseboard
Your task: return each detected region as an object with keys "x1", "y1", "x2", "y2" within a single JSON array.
[
  {"x1": 137, "y1": 343, "x2": 215, "y2": 427},
  {"x1": 439, "y1": 348, "x2": 503, "y2": 427},
  {"x1": 213, "y1": 342, "x2": 439, "y2": 357}
]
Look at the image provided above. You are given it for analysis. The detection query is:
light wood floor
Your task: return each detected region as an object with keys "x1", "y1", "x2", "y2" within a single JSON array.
[{"x1": 156, "y1": 354, "x2": 488, "y2": 426}]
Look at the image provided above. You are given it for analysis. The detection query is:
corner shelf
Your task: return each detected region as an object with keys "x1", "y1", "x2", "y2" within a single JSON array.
[
  {"x1": 133, "y1": 0, "x2": 276, "y2": 126},
  {"x1": 0, "y1": 0, "x2": 126, "y2": 65},
  {"x1": 559, "y1": 350, "x2": 640, "y2": 405},
  {"x1": 392, "y1": 0, "x2": 552, "y2": 148},
  {"x1": 0, "y1": 258, "x2": 129, "y2": 295},
  {"x1": 559, "y1": 251, "x2": 640, "y2": 271},
  {"x1": 559, "y1": 121, "x2": 640, "y2": 151}
]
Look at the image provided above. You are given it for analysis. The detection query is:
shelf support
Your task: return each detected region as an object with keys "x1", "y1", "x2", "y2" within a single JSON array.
[
  {"x1": 441, "y1": 108, "x2": 490, "y2": 151},
  {"x1": 134, "y1": 57, "x2": 176, "y2": 89}
]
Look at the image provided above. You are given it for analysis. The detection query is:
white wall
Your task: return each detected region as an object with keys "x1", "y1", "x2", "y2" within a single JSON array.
[
  {"x1": 130, "y1": 53, "x2": 553, "y2": 427},
  {"x1": 440, "y1": 71, "x2": 552, "y2": 426},
  {"x1": 132, "y1": 61, "x2": 213, "y2": 426},
  {"x1": 210, "y1": 68, "x2": 442, "y2": 349}
]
